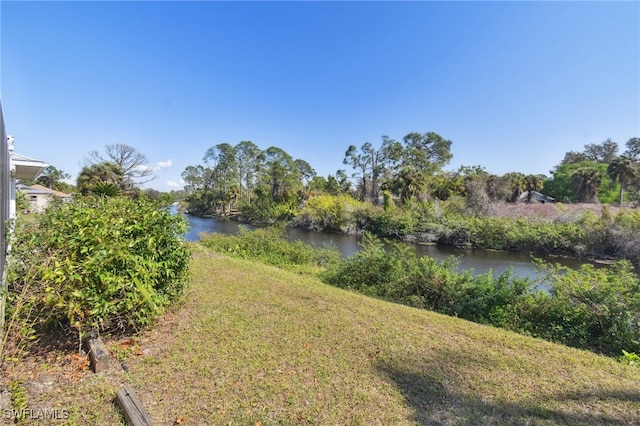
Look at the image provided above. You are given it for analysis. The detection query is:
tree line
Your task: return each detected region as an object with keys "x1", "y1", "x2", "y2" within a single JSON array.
[
  {"x1": 181, "y1": 133, "x2": 640, "y2": 219},
  {"x1": 19, "y1": 134, "x2": 640, "y2": 214}
]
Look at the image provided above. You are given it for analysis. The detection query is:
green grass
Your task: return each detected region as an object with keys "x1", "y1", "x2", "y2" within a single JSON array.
[
  {"x1": 3, "y1": 243, "x2": 638, "y2": 425},
  {"x1": 119, "y1": 245, "x2": 640, "y2": 425}
]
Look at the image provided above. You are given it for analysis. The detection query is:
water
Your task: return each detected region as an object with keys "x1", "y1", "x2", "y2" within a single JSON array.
[{"x1": 179, "y1": 207, "x2": 592, "y2": 281}]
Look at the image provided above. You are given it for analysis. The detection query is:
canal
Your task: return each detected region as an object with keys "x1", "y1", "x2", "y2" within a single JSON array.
[{"x1": 182, "y1": 212, "x2": 593, "y2": 281}]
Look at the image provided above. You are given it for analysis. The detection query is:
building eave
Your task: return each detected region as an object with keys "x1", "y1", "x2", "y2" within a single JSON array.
[{"x1": 11, "y1": 156, "x2": 47, "y2": 180}]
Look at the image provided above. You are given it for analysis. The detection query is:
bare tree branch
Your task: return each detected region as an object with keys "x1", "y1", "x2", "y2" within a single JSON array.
[{"x1": 87, "y1": 144, "x2": 156, "y2": 188}]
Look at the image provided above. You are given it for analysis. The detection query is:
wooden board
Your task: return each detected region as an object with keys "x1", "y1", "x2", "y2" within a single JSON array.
[{"x1": 115, "y1": 386, "x2": 154, "y2": 426}]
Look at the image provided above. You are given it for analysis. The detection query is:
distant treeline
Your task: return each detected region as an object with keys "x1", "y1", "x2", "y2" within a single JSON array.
[{"x1": 180, "y1": 134, "x2": 640, "y2": 262}]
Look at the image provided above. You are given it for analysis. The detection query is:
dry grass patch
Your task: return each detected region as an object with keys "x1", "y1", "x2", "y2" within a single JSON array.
[{"x1": 1, "y1": 337, "x2": 128, "y2": 425}]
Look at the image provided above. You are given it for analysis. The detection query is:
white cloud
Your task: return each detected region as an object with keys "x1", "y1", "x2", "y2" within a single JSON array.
[
  {"x1": 134, "y1": 164, "x2": 154, "y2": 172},
  {"x1": 136, "y1": 160, "x2": 172, "y2": 173},
  {"x1": 166, "y1": 180, "x2": 180, "y2": 188},
  {"x1": 156, "y1": 160, "x2": 173, "y2": 170}
]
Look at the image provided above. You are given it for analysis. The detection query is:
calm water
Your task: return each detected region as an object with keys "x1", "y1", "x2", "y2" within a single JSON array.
[{"x1": 180, "y1": 209, "x2": 592, "y2": 281}]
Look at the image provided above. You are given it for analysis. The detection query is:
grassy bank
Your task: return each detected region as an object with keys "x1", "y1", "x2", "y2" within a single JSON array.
[{"x1": 2, "y1": 246, "x2": 640, "y2": 424}]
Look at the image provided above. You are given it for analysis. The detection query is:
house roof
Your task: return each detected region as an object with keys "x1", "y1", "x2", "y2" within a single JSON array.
[
  {"x1": 17, "y1": 184, "x2": 71, "y2": 198},
  {"x1": 518, "y1": 191, "x2": 554, "y2": 203},
  {"x1": 30, "y1": 184, "x2": 71, "y2": 198}
]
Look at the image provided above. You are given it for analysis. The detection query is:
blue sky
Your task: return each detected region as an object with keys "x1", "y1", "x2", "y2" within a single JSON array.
[{"x1": 1, "y1": 1, "x2": 638, "y2": 191}]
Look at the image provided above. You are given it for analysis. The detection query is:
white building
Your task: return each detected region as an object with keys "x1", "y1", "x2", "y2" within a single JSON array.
[
  {"x1": 16, "y1": 183, "x2": 72, "y2": 213},
  {"x1": 8, "y1": 138, "x2": 48, "y2": 217}
]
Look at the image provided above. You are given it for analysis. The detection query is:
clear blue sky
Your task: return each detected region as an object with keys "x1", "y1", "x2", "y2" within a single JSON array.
[{"x1": 1, "y1": 1, "x2": 638, "y2": 191}]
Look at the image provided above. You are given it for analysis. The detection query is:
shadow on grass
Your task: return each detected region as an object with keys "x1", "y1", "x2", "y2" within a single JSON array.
[{"x1": 376, "y1": 349, "x2": 640, "y2": 426}]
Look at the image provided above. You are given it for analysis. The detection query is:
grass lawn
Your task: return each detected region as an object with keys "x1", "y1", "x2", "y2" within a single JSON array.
[{"x1": 2, "y1": 244, "x2": 640, "y2": 424}]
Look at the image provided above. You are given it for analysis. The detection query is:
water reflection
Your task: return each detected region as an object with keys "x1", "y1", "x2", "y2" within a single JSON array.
[{"x1": 183, "y1": 214, "x2": 254, "y2": 242}]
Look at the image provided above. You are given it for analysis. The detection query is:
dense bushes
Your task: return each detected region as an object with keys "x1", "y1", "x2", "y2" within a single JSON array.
[
  {"x1": 294, "y1": 195, "x2": 640, "y2": 263},
  {"x1": 321, "y1": 234, "x2": 531, "y2": 325},
  {"x1": 5, "y1": 197, "x2": 190, "y2": 341},
  {"x1": 518, "y1": 260, "x2": 640, "y2": 354},
  {"x1": 294, "y1": 194, "x2": 366, "y2": 233},
  {"x1": 322, "y1": 234, "x2": 640, "y2": 356}
]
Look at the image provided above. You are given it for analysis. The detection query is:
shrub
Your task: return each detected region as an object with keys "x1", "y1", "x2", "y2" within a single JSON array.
[
  {"x1": 322, "y1": 233, "x2": 531, "y2": 324},
  {"x1": 619, "y1": 350, "x2": 640, "y2": 367},
  {"x1": 5, "y1": 196, "x2": 190, "y2": 342},
  {"x1": 520, "y1": 260, "x2": 640, "y2": 355},
  {"x1": 322, "y1": 233, "x2": 640, "y2": 356},
  {"x1": 295, "y1": 194, "x2": 364, "y2": 233}
]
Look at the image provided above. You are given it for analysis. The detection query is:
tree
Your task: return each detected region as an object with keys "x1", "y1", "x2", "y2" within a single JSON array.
[
  {"x1": 343, "y1": 137, "x2": 405, "y2": 203},
  {"x1": 335, "y1": 169, "x2": 351, "y2": 194},
  {"x1": 503, "y1": 172, "x2": 526, "y2": 203},
  {"x1": 560, "y1": 151, "x2": 588, "y2": 166},
  {"x1": 559, "y1": 139, "x2": 619, "y2": 167},
  {"x1": 181, "y1": 164, "x2": 216, "y2": 200},
  {"x1": 87, "y1": 144, "x2": 154, "y2": 189},
  {"x1": 395, "y1": 132, "x2": 453, "y2": 204},
  {"x1": 235, "y1": 141, "x2": 262, "y2": 205},
  {"x1": 343, "y1": 143, "x2": 374, "y2": 202},
  {"x1": 624, "y1": 137, "x2": 640, "y2": 158},
  {"x1": 397, "y1": 168, "x2": 430, "y2": 204},
  {"x1": 485, "y1": 173, "x2": 514, "y2": 202},
  {"x1": 401, "y1": 132, "x2": 453, "y2": 171},
  {"x1": 545, "y1": 161, "x2": 617, "y2": 203},
  {"x1": 428, "y1": 171, "x2": 464, "y2": 201},
  {"x1": 35, "y1": 166, "x2": 71, "y2": 190},
  {"x1": 608, "y1": 155, "x2": 639, "y2": 205},
  {"x1": 524, "y1": 174, "x2": 545, "y2": 203},
  {"x1": 180, "y1": 164, "x2": 216, "y2": 215},
  {"x1": 204, "y1": 143, "x2": 239, "y2": 213},
  {"x1": 76, "y1": 162, "x2": 125, "y2": 196},
  {"x1": 294, "y1": 159, "x2": 316, "y2": 184},
  {"x1": 261, "y1": 147, "x2": 300, "y2": 202},
  {"x1": 91, "y1": 181, "x2": 122, "y2": 197},
  {"x1": 571, "y1": 168, "x2": 602, "y2": 203},
  {"x1": 583, "y1": 139, "x2": 619, "y2": 164}
]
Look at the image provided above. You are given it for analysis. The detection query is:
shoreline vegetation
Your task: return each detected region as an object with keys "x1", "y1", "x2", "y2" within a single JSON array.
[
  {"x1": 179, "y1": 136, "x2": 640, "y2": 267},
  {"x1": 185, "y1": 198, "x2": 640, "y2": 266}
]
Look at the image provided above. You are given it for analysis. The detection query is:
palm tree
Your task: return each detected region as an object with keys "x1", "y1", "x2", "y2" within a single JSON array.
[
  {"x1": 397, "y1": 167, "x2": 429, "y2": 204},
  {"x1": 35, "y1": 166, "x2": 71, "y2": 190},
  {"x1": 607, "y1": 155, "x2": 639, "y2": 205},
  {"x1": 77, "y1": 162, "x2": 125, "y2": 195},
  {"x1": 524, "y1": 174, "x2": 545, "y2": 203},
  {"x1": 571, "y1": 168, "x2": 602, "y2": 203},
  {"x1": 504, "y1": 172, "x2": 525, "y2": 203},
  {"x1": 90, "y1": 181, "x2": 121, "y2": 197}
]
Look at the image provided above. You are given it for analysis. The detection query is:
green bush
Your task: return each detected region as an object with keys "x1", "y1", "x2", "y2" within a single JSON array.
[
  {"x1": 322, "y1": 234, "x2": 640, "y2": 356},
  {"x1": 6, "y1": 197, "x2": 190, "y2": 340},
  {"x1": 518, "y1": 260, "x2": 640, "y2": 355},
  {"x1": 239, "y1": 196, "x2": 298, "y2": 223},
  {"x1": 322, "y1": 233, "x2": 531, "y2": 324},
  {"x1": 295, "y1": 194, "x2": 365, "y2": 233}
]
